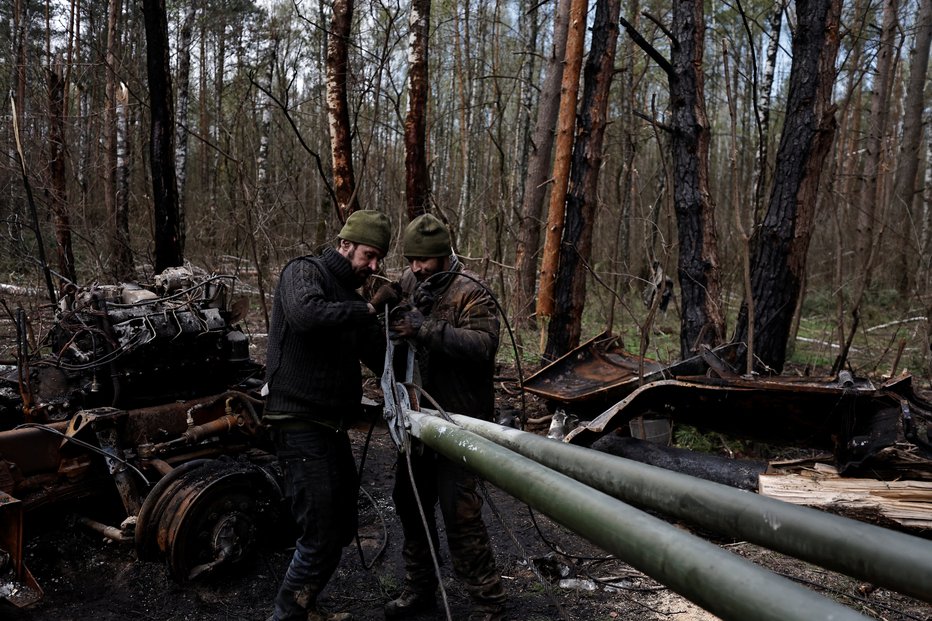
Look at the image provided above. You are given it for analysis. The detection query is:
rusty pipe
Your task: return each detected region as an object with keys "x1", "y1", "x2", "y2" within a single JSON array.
[
  {"x1": 180, "y1": 413, "x2": 241, "y2": 443},
  {"x1": 74, "y1": 515, "x2": 132, "y2": 543}
]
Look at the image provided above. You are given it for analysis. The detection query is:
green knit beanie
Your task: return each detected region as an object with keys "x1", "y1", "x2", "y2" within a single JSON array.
[
  {"x1": 403, "y1": 214, "x2": 451, "y2": 258},
  {"x1": 338, "y1": 210, "x2": 392, "y2": 254}
]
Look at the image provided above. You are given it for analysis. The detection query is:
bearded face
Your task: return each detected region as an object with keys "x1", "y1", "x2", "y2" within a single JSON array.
[
  {"x1": 407, "y1": 256, "x2": 450, "y2": 283},
  {"x1": 339, "y1": 240, "x2": 383, "y2": 286}
]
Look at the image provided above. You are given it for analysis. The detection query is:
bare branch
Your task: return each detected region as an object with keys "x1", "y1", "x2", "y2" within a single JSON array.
[{"x1": 619, "y1": 14, "x2": 672, "y2": 76}]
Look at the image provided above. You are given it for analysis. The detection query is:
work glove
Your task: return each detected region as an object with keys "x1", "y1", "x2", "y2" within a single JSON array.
[
  {"x1": 389, "y1": 307, "x2": 425, "y2": 339},
  {"x1": 369, "y1": 281, "x2": 403, "y2": 311},
  {"x1": 412, "y1": 284, "x2": 437, "y2": 312}
]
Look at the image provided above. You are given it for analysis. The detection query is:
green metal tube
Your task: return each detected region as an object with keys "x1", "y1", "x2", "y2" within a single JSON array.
[
  {"x1": 407, "y1": 411, "x2": 871, "y2": 621},
  {"x1": 451, "y1": 413, "x2": 932, "y2": 604}
]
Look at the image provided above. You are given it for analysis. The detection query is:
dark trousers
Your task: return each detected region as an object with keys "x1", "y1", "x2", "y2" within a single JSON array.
[
  {"x1": 271, "y1": 426, "x2": 358, "y2": 621},
  {"x1": 392, "y1": 446, "x2": 505, "y2": 610}
]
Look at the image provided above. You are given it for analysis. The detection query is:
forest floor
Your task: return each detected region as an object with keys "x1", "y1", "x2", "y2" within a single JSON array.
[
  {"x1": 1, "y1": 295, "x2": 931, "y2": 621},
  {"x1": 3, "y1": 377, "x2": 932, "y2": 621},
  {"x1": 4, "y1": 416, "x2": 932, "y2": 621}
]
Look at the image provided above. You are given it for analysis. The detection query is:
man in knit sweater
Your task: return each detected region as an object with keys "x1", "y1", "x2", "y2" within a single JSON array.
[
  {"x1": 264, "y1": 210, "x2": 395, "y2": 621},
  {"x1": 385, "y1": 213, "x2": 507, "y2": 621}
]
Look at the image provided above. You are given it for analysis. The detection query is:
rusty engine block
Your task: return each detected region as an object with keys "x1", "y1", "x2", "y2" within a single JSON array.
[{"x1": 0, "y1": 268, "x2": 282, "y2": 607}]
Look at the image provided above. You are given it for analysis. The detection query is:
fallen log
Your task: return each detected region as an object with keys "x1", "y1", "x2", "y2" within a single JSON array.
[
  {"x1": 590, "y1": 434, "x2": 769, "y2": 491},
  {"x1": 759, "y1": 463, "x2": 932, "y2": 530}
]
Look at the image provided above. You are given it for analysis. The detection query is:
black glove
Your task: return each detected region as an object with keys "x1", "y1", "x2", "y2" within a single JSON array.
[
  {"x1": 412, "y1": 284, "x2": 436, "y2": 312},
  {"x1": 370, "y1": 282, "x2": 402, "y2": 310},
  {"x1": 389, "y1": 307, "x2": 425, "y2": 338}
]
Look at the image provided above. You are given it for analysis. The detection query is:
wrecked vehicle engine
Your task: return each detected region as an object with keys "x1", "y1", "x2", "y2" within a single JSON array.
[
  {"x1": 1, "y1": 268, "x2": 262, "y2": 424},
  {"x1": 0, "y1": 268, "x2": 281, "y2": 607}
]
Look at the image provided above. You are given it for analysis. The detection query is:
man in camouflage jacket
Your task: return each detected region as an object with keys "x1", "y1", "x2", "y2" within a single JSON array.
[{"x1": 386, "y1": 213, "x2": 507, "y2": 621}]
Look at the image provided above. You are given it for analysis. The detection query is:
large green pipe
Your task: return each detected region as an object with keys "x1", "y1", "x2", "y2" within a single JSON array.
[
  {"x1": 406, "y1": 411, "x2": 871, "y2": 621},
  {"x1": 451, "y1": 413, "x2": 932, "y2": 604}
]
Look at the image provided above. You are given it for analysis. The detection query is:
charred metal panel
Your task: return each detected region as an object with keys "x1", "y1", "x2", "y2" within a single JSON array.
[
  {"x1": 524, "y1": 332, "x2": 742, "y2": 416},
  {"x1": 0, "y1": 491, "x2": 42, "y2": 607},
  {"x1": 531, "y1": 335, "x2": 931, "y2": 477}
]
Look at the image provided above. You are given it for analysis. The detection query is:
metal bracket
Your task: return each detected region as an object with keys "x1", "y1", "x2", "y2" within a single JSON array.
[{"x1": 381, "y1": 315, "x2": 415, "y2": 451}]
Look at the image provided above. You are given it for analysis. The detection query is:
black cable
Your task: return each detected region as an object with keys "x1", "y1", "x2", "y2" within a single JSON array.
[
  {"x1": 353, "y1": 409, "x2": 389, "y2": 570},
  {"x1": 387, "y1": 266, "x2": 588, "y2": 617},
  {"x1": 774, "y1": 570, "x2": 927, "y2": 621},
  {"x1": 410, "y1": 384, "x2": 570, "y2": 620},
  {"x1": 416, "y1": 269, "x2": 528, "y2": 428},
  {"x1": 476, "y1": 479, "x2": 571, "y2": 621},
  {"x1": 526, "y1": 505, "x2": 615, "y2": 564},
  {"x1": 416, "y1": 269, "x2": 617, "y2": 569},
  {"x1": 14, "y1": 422, "x2": 151, "y2": 486},
  {"x1": 405, "y1": 448, "x2": 453, "y2": 621}
]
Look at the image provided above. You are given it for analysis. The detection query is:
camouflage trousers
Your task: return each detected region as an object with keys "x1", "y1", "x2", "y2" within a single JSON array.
[{"x1": 392, "y1": 445, "x2": 506, "y2": 611}]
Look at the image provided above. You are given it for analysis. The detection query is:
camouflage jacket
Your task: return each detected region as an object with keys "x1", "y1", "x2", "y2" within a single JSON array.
[{"x1": 398, "y1": 260, "x2": 499, "y2": 420}]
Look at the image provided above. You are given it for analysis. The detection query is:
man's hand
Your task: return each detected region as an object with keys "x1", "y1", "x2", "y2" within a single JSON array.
[
  {"x1": 370, "y1": 281, "x2": 402, "y2": 310},
  {"x1": 412, "y1": 284, "x2": 436, "y2": 312},
  {"x1": 389, "y1": 307, "x2": 425, "y2": 338}
]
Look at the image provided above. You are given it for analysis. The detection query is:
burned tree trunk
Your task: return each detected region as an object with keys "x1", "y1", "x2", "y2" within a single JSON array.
[
  {"x1": 404, "y1": 0, "x2": 431, "y2": 220},
  {"x1": 733, "y1": 0, "x2": 842, "y2": 373},
  {"x1": 47, "y1": 63, "x2": 76, "y2": 289},
  {"x1": 143, "y1": 0, "x2": 183, "y2": 272},
  {"x1": 669, "y1": 0, "x2": 725, "y2": 359},
  {"x1": 545, "y1": 0, "x2": 621, "y2": 359},
  {"x1": 328, "y1": 0, "x2": 359, "y2": 222},
  {"x1": 512, "y1": 0, "x2": 571, "y2": 327},
  {"x1": 592, "y1": 435, "x2": 769, "y2": 491}
]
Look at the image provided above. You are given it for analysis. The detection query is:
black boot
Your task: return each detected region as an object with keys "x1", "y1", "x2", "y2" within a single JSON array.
[
  {"x1": 269, "y1": 586, "x2": 353, "y2": 621},
  {"x1": 268, "y1": 586, "x2": 307, "y2": 621},
  {"x1": 307, "y1": 607, "x2": 353, "y2": 621},
  {"x1": 383, "y1": 587, "x2": 436, "y2": 619},
  {"x1": 467, "y1": 605, "x2": 506, "y2": 621}
]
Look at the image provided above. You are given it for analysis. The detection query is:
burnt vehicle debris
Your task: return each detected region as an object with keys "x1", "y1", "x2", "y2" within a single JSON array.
[
  {"x1": 0, "y1": 268, "x2": 282, "y2": 608},
  {"x1": 524, "y1": 333, "x2": 932, "y2": 482},
  {"x1": 1, "y1": 267, "x2": 262, "y2": 424}
]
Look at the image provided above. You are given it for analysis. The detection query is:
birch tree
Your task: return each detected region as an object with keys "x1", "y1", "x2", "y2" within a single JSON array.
[
  {"x1": 105, "y1": 0, "x2": 133, "y2": 280},
  {"x1": 174, "y1": 1, "x2": 197, "y2": 218}
]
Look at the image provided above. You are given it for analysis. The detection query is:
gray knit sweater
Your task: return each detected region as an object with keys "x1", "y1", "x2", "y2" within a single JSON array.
[{"x1": 264, "y1": 247, "x2": 383, "y2": 424}]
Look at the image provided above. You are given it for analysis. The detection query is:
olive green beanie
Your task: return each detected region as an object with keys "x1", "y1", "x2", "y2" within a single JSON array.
[
  {"x1": 338, "y1": 210, "x2": 392, "y2": 254},
  {"x1": 403, "y1": 214, "x2": 451, "y2": 258}
]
